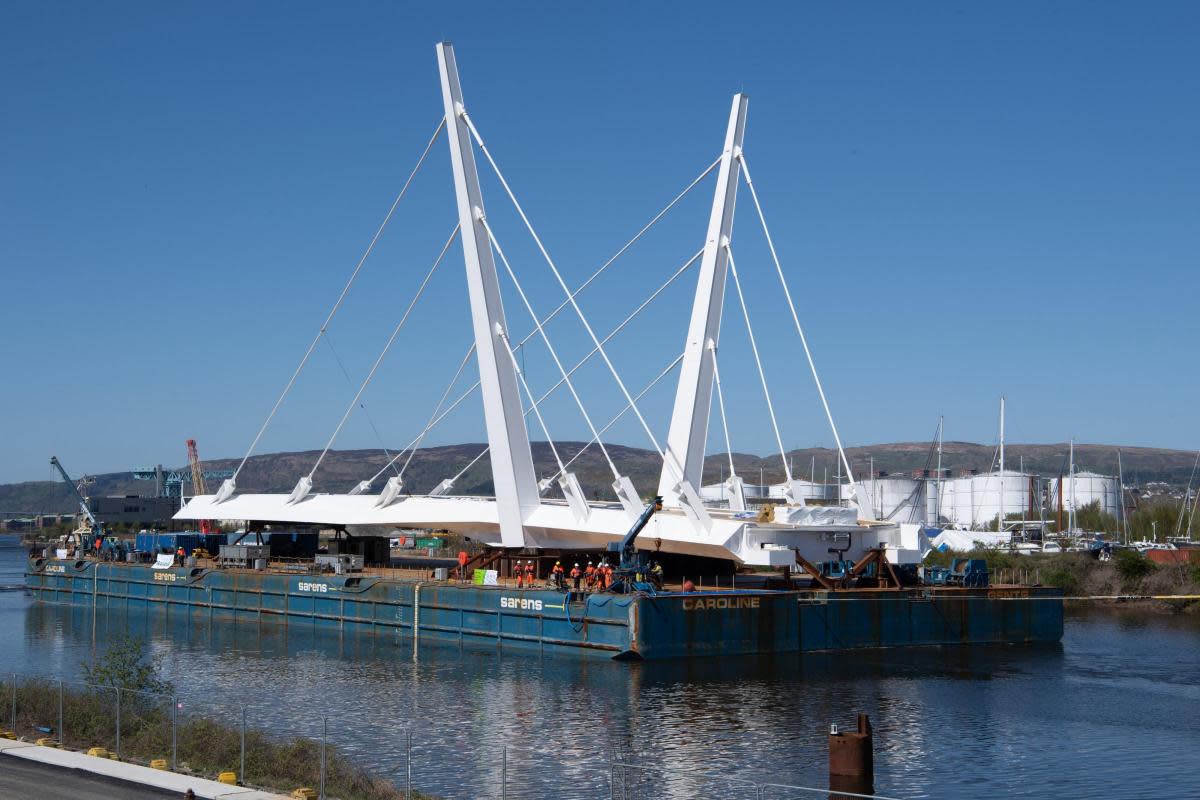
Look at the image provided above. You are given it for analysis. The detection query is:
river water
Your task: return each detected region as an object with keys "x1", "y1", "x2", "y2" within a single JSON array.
[{"x1": 2, "y1": 533, "x2": 1198, "y2": 799}]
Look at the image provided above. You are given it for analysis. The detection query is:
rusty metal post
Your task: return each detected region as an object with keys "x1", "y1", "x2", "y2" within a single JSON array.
[{"x1": 828, "y1": 713, "x2": 873, "y2": 796}]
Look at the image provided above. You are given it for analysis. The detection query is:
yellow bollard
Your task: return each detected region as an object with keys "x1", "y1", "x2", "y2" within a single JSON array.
[
  {"x1": 35, "y1": 737, "x2": 59, "y2": 748},
  {"x1": 0, "y1": 731, "x2": 16, "y2": 741},
  {"x1": 87, "y1": 747, "x2": 109, "y2": 758},
  {"x1": 291, "y1": 789, "x2": 317, "y2": 799},
  {"x1": 218, "y1": 771, "x2": 238, "y2": 785},
  {"x1": 107, "y1": 752, "x2": 119, "y2": 760},
  {"x1": 151, "y1": 758, "x2": 168, "y2": 770}
]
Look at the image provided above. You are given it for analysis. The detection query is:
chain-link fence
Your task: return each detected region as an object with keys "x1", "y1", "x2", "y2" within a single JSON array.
[{"x1": 1, "y1": 672, "x2": 904, "y2": 800}]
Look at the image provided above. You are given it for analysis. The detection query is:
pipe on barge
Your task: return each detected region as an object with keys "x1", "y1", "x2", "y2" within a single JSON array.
[{"x1": 25, "y1": 559, "x2": 1063, "y2": 660}]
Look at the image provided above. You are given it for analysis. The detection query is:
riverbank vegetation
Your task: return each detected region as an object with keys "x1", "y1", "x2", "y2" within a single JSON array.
[
  {"x1": 924, "y1": 548, "x2": 1200, "y2": 612},
  {"x1": 1, "y1": 637, "x2": 429, "y2": 800},
  {"x1": 985, "y1": 497, "x2": 1197, "y2": 540}
]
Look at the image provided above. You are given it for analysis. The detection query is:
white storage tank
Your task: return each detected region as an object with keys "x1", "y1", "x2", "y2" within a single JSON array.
[
  {"x1": 1047, "y1": 472, "x2": 1122, "y2": 519},
  {"x1": 937, "y1": 470, "x2": 1036, "y2": 529},
  {"x1": 850, "y1": 477, "x2": 927, "y2": 524}
]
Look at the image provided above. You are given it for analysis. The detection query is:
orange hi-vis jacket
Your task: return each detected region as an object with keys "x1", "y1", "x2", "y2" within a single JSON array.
[{"x1": 569, "y1": 566, "x2": 581, "y2": 579}]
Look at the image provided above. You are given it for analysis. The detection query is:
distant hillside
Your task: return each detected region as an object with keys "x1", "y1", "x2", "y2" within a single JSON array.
[{"x1": 2, "y1": 441, "x2": 1196, "y2": 516}]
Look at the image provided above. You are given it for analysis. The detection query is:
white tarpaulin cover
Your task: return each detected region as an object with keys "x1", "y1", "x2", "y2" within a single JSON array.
[
  {"x1": 772, "y1": 505, "x2": 859, "y2": 526},
  {"x1": 152, "y1": 553, "x2": 175, "y2": 570},
  {"x1": 929, "y1": 529, "x2": 1010, "y2": 552}
]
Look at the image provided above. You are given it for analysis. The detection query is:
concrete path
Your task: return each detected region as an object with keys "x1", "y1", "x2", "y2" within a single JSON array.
[
  {"x1": 0, "y1": 739, "x2": 289, "y2": 799},
  {"x1": 0, "y1": 755, "x2": 177, "y2": 799}
]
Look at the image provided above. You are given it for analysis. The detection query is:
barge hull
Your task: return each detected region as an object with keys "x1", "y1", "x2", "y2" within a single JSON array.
[{"x1": 25, "y1": 560, "x2": 1063, "y2": 660}]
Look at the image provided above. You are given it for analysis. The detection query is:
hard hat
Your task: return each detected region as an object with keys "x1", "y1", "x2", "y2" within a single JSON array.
[
  {"x1": 555, "y1": 560, "x2": 561, "y2": 565},
  {"x1": 574, "y1": 563, "x2": 579, "y2": 567}
]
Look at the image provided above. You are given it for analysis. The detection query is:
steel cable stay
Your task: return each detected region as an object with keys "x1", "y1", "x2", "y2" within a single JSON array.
[
  {"x1": 462, "y1": 112, "x2": 690, "y2": 489},
  {"x1": 216, "y1": 116, "x2": 448, "y2": 502},
  {"x1": 518, "y1": 246, "x2": 702, "y2": 442},
  {"x1": 286, "y1": 224, "x2": 461, "y2": 504},
  {"x1": 392, "y1": 246, "x2": 701, "y2": 495},
  {"x1": 724, "y1": 243, "x2": 793, "y2": 485},
  {"x1": 352, "y1": 151, "x2": 717, "y2": 496},
  {"x1": 321, "y1": 334, "x2": 402, "y2": 478},
  {"x1": 708, "y1": 342, "x2": 739, "y2": 485},
  {"x1": 497, "y1": 327, "x2": 568, "y2": 487},
  {"x1": 481, "y1": 216, "x2": 621, "y2": 484},
  {"x1": 361, "y1": 368, "x2": 482, "y2": 491},
  {"x1": 493, "y1": 152, "x2": 720, "y2": 345},
  {"x1": 391, "y1": 345, "x2": 478, "y2": 487},
  {"x1": 431, "y1": 352, "x2": 684, "y2": 501},
  {"x1": 737, "y1": 152, "x2": 857, "y2": 489},
  {"x1": 546, "y1": 353, "x2": 685, "y2": 487}
]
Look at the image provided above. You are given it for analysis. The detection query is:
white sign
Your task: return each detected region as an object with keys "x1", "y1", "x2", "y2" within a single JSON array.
[
  {"x1": 483, "y1": 570, "x2": 498, "y2": 586},
  {"x1": 500, "y1": 596, "x2": 542, "y2": 611},
  {"x1": 152, "y1": 554, "x2": 175, "y2": 570},
  {"x1": 55, "y1": 548, "x2": 69, "y2": 559}
]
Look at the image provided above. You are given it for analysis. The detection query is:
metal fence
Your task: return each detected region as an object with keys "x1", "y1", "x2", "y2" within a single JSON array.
[{"x1": 1, "y1": 672, "x2": 903, "y2": 800}]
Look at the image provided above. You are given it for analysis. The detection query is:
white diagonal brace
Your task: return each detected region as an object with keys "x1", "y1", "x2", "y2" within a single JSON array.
[
  {"x1": 436, "y1": 42, "x2": 539, "y2": 546},
  {"x1": 657, "y1": 93, "x2": 748, "y2": 506}
]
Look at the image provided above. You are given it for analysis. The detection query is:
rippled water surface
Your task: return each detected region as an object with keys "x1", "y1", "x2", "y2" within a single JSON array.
[{"x1": 3, "y1": 534, "x2": 1198, "y2": 799}]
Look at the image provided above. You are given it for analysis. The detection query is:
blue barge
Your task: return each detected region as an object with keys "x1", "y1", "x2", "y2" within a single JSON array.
[{"x1": 25, "y1": 559, "x2": 1063, "y2": 660}]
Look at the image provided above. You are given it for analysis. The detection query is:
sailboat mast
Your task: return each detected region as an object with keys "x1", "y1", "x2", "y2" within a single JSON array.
[
  {"x1": 999, "y1": 396, "x2": 1006, "y2": 532},
  {"x1": 935, "y1": 415, "x2": 943, "y2": 526},
  {"x1": 1068, "y1": 438, "x2": 1076, "y2": 535},
  {"x1": 1117, "y1": 448, "x2": 1128, "y2": 545}
]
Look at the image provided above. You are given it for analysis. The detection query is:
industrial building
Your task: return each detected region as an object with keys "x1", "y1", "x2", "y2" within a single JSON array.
[{"x1": 88, "y1": 496, "x2": 180, "y2": 526}]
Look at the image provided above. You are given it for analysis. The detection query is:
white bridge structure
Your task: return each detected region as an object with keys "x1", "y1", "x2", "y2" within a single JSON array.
[{"x1": 177, "y1": 42, "x2": 925, "y2": 567}]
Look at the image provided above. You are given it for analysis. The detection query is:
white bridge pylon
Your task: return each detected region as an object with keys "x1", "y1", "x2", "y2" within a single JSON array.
[
  {"x1": 658, "y1": 94, "x2": 746, "y2": 521},
  {"x1": 178, "y1": 42, "x2": 892, "y2": 567},
  {"x1": 437, "y1": 42, "x2": 540, "y2": 547}
]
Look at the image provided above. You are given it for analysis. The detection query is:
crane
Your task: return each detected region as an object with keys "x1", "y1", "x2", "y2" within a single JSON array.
[
  {"x1": 605, "y1": 495, "x2": 663, "y2": 593},
  {"x1": 186, "y1": 439, "x2": 215, "y2": 534},
  {"x1": 186, "y1": 439, "x2": 207, "y2": 495},
  {"x1": 49, "y1": 456, "x2": 102, "y2": 548}
]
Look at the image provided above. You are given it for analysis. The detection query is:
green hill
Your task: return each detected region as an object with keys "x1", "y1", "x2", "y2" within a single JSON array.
[{"x1": 2, "y1": 441, "x2": 1194, "y2": 516}]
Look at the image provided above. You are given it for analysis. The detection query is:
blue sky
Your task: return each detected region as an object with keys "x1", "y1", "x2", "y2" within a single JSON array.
[{"x1": 2, "y1": 2, "x2": 1198, "y2": 485}]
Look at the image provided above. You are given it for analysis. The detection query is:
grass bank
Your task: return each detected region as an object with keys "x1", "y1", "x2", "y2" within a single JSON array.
[
  {"x1": 0, "y1": 638, "x2": 433, "y2": 800},
  {"x1": 924, "y1": 548, "x2": 1200, "y2": 613}
]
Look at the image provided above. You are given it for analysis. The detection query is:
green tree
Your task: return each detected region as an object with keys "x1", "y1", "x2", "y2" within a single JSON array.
[
  {"x1": 1073, "y1": 501, "x2": 1120, "y2": 535},
  {"x1": 81, "y1": 635, "x2": 174, "y2": 695},
  {"x1": 1112, "y1": 549, "x2": 1155, "y2": 586},
  {"x1": 1128, "y1": 500, "x2": 1185, "y2": 542}
]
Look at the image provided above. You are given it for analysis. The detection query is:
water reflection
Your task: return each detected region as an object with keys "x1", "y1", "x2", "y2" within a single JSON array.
[{"x1": 5, "y1": 545, "x2": 1200, "y2": 798}]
